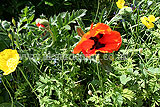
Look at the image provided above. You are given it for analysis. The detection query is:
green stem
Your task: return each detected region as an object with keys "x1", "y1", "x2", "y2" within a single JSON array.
[
  {"x1": 4, "y1": 77, "x2": 14, "y2": 92},
  {"x1": 1, "y1": 77, "x2": 14, "y2": 107},
  {"x1": 94, "y1": 0, "x2": 100, "y2": 23},
  {"x1": 48, "y1": 25, "x2": 55, "y2": 42},
  {"x1": 99, "y1": 54, "x2": 112, "y2": 72},
  {"x1": 18, "y1": 67, "x2": 39, "y2": 99},
  {"x1": 96, "y1": 62, "x2": 104, "y2": 97}
]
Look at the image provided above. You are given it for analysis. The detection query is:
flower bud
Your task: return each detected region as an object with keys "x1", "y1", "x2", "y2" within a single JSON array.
[
  {"x1": 139, "y1": 48, "x2": 143, "y2": 54},
  {"x1": 118, "y1": 7, "x2": 132, "y2": 16},
  {"x1": 2, "y1": 20, "x2": 10, "y2": 29},
  {"x1": 88, "y1": 90, "x2": 92, "y2": 95},
  {"x1": 35, "y1": 18, "x2": 41, "y2": 24},
  {"x1": 39, "y1": 19, "x2": 49, "y2": 26}
]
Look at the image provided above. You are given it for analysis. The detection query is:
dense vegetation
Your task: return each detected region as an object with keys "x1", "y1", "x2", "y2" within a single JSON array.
[{"x1": 0, "y1": 0, "x2": 160, "y2": 106}]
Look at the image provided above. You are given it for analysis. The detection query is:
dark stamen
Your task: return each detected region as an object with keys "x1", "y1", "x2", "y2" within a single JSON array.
[
  {"x1": 89, "y1": 34, "x2": 105, "y2": 50},
  {"x1": 95, "y1": 42, "x2": 105, "y2": 49},
  {"x1": 97, "y1": 33, "x2": 103, "y2": 39}
]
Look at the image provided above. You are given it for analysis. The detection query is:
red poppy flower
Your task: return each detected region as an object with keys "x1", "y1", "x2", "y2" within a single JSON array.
[
  {"x1": 72, "y1": 23, "x2": 122, "y2": 57},
  {"x1": 36, "y1": 23, "x2": 45, "y2": 28}
]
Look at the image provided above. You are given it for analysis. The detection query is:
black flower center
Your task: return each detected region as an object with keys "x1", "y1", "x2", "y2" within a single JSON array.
[{"x1": 89, "y1": 33, "x2": 105, "y2": 50}]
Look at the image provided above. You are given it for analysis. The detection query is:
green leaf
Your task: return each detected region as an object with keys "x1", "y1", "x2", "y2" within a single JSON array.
[
  {"x1": 122, "y1": 89, "x2": 135, "y2": 101},
  {"x1": 112, "y1": 92, "x2": 123, "y2": 106},
  {"x1": 118, "y1": 7, "x2": 132, "y2": 16},
  {"x1": 54, "y1": 9, "x2": 87, "y2": 29},
  {"x1": 64, "y1": 25, "x2": 71, "y2": 30},
  {"x1": 77, "y1": 18, "x2": 85, "y2": 31},
  {"x1": 45, "y1": 1, "x2": 53, "y2": 6},
  {"x1": 57, "y1": 14, "x2": 63, "y2": 28},
  {"x1": 148, "y1": 67, "x2": 160, "y2": 74},
  {"x1": 120, "y1": 74, "x2": 131, "y2": 85},
  {"x1": 64, "y1": 12, "x2": 70, "y2": 25},
  {"x1": 28, "y1": 14, "x2": 35, "y2": 23},
  {"x1": 23, "y1": 6, "x2": 28, "y2": 16}
]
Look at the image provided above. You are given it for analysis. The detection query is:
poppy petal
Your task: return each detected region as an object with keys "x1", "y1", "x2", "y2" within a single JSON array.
[
  {"x1": 90, "y1": 23, "x2": 112, "y2": 37},
  {"x1": 73, "y1": 39, "x2": 94, "y2": 54},
  {"x1": 98, "y1": 31, "x2": 122, "y2": 44},
  {"x1": 82, "y1": 49, "x2": 96, "y2": 58},
  {"x1": 97, "y1": 43, "x2": 121, "y2": 53}
]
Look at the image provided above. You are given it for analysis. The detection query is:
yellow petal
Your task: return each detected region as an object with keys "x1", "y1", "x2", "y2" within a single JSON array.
[
  {"x1": 146, "y1": 22, "x2": 154, "y2": 29},
  {"x1": 116, "y1": 0, "x2": 125, "y2": 9},
  {"x1": 0, "y1": 49, "x2": 20, "y2": 75},
  {"x1": 148, "y1": 15, "x2": 156, "y2": 22},
  {"x1": 140, "y1": 16, "x2": 148, "y2": 26}
]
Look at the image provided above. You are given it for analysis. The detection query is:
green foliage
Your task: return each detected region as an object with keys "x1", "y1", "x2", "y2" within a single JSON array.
[{"x1": 0, "y1": 0, "x2": 160, "y2": 107}]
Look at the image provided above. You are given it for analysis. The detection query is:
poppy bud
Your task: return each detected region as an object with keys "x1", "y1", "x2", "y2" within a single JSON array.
[
  {"x1": 2, "y1": 20, "x2": 10, "y2": 30},
  {"x1": 118, "y1": 7, "x2": 132, "y2": 16},
  {"x1": 35, "y1": 18, "x2": 41, "y2": 24},
  {"x1": 88, "y1": 90, "x2": 92, "y2": 95},
  {"x1": 39, "y1": 19, "x2": 49, "y2": 26}
]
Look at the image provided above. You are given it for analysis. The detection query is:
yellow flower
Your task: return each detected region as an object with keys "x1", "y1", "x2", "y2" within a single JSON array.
[
  {"x1": 140, "y1": 15, "x2": 158, "y2": 29},
  {"x1": 0, "y1": 49, "x2": 21, "y2": 75},
  {"x1": 116, "y1": 0, "x2": 127, "y2": 9}
]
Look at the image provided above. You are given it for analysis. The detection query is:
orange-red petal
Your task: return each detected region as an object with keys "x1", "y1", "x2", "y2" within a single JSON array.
[
  {"x1": 98, "y1": 31, "x2": 121, "y2": 44},
  {"x1": 72, "y1": 23, "x2": 122, "y2": 57},
  {"x1": 90, "y1": 23, "x2": 112, "y2": 38},
  {"x1": 72, "y1": 39, "x2": 94, "y2": 54}
]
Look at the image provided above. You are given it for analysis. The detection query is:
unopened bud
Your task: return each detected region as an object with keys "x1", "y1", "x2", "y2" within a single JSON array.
[
  {"x1": 39, "y1": 19, "x2": 49, "y2": 26},
  {"x1": 88, "y1": 90, "x2": 92, "y2": 95},
  {"x1": 139, "y1": 48, "x2": 143, "y2": 54},
  {"x1": 35, "y1": 18, "x2": 41, "y2": 24},
  {"x1": 118, "y1": 7, "x2": 132, "y2": 16}
]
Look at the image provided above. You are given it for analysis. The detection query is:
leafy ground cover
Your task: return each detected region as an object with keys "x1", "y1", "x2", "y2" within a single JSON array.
[{"x1": 0, "y1": 0, "x2": 160, "y2": 107}]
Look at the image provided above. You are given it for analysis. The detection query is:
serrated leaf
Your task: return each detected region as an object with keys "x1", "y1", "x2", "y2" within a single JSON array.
[
  {"x1": 28, "y1": 14, "x2": 35, "y2": 23},
  {"x1": 64, "y1": 12, "x2": 69, "y2": 25},
  {"x1": 112, "y1": 92, "x2": 123, "y2": 106},
  {"x1": 23, "y1": 6, "x2": 28, "y2": 16},
  {"x1": 77, "y1": 18, "x2": 85, "y2": 31},
  {"x1": 70, "y1": 10, "x2": 75, "y2": 21},
  {"x1": 56, "y1": 9, "x2": 87, "y2": 30},
  {"x1": 64, "y1": 25, "x2": 71, "y2": 30},
  {"x1": 77, "y1": 9, "x2": 87, "y2": 18},
  {"x1": 57, "y1": 14, "x2": 63, "y2": 28},
  {"x1": 122, "y1": 89, "x2": 135, "y2": 101}
]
